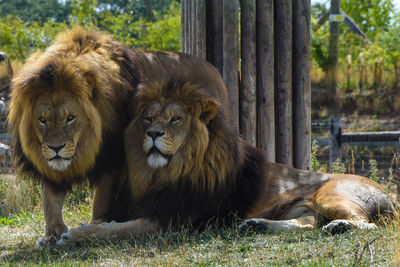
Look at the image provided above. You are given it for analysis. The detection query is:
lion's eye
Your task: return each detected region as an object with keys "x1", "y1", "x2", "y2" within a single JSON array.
[
  {"x1": 144, "y1": 117, "x2": 153, "y2": 124},
  {"x1": 38, "y1": 117, "x2": 47, "y2": 126},
  {"x1": 170, "y1": 116, "x2": 181, "y2": 125},
  {"x1": 66, "y1": 115, "x2": 76, "y2": 125}
]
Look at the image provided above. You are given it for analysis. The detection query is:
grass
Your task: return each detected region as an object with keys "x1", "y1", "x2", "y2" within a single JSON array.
[
  {"x1": 0, "y1": 191, "x2": 399, "y2": 266},
  {"x1": 0, "y1": 207, "x2": 398, "y2": 266},
  {"x1": 0, "y1": 172, "x2": 399, "y2": 266}
]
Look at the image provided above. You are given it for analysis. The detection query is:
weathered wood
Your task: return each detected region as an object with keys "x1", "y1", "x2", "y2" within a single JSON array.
[
  {"x1": 240, "y1": 0, "x2": 257, "y2": 145},
  {"x1": 206, "y1": 0, "x2": 223, "y2": 74},
  {"x1": 185, "y1": 0, "x2": 192, "y2": 54},
  {"x1": 326, "y1": 0, "x2": 340, "y2": 112},
  {"x1": 293, "y1": 0, "x2": 311, "y2": 170},
  {"x1": 181, "y1": 0, "x2": 186, "y2": 52},
  {"x1": 256, "y1": 0, "x2": 275, "y2": 161},
  {"x1": 274, "y1": 0, "x2": 293, "y2": 165},
  {"x1": 191, "y1": 0, "x2": 196, "y2": 55},
  {"x1": 195, "y1": 0, "x2": 206, "y2": 59},
  {"x1": 222, "y1": 0, "x2": 239, "y2": 131}
]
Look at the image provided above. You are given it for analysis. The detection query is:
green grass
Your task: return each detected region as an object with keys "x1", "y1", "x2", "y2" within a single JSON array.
[{"x1": 0, "y1": 202, "x2": 399, "y2": 266}]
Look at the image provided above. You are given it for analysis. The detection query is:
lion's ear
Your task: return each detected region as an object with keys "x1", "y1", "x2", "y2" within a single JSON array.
[{"x1": 200, "y1": 99, "x2": 218, "y2": 125}]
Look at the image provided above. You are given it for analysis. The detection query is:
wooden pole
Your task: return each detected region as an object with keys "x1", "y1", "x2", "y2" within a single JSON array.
[
  {"x1": 326, "y1": 0, "x2": 340, "y2": 113},
  {"x1": 195, "y1": 0, "x2": 206, "y2": 59},
  {"x1": 181, "y1": 0, "x2": 186, "y2": 52},
  {"x1": 240, "y1": 0, "x2": 257, "y2": 145},
  {"x1": 293, "y1": 0, "x2": 311, "y2": 170},
  {"x1": 191, "y1": 0, "x2": 197, "y2": 55},
  {"x1": 222, "y1": 0, "x2": 239, "y2": 131},
  {"x1": 274, "y1": 0, "x2": 293, "y2": 165},
  {"x1": 186, "y1": 0, "x2": 192, "y2": 54},
  {"x1": 256, "y1": 0, "x2": 275, "y2": 161},
  {"x1": 206, "y1": 0, "x2": 223, "y2": 74}
]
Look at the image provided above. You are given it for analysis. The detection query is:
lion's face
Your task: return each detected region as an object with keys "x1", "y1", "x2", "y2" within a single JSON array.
[
  {"x1": 141, "y1": 101, "x2": 191, "y2": 169},
  {"x1": 32, "y1": 92, "x2": 88, "y2": 172}
]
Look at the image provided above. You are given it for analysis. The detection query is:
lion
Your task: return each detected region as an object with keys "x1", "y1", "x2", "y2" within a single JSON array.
[
  {"x1": 8, "y1": 27, "x2": 228, "y2": 246},
  {"x1": 58, "y1": 80, "x2": 398, "y2": 245}
]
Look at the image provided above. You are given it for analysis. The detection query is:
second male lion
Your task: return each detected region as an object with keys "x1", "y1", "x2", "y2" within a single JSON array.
[{"x1": 58, "y1": 80, "x2": 397, "y2": 245}]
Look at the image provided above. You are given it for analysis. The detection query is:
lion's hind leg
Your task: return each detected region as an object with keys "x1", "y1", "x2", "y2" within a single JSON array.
[{"x1": 307, "y1": 175, "x2": 395, "y2": 235}]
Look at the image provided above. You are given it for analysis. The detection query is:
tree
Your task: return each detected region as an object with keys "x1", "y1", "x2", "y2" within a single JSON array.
[{"x1": 341, "y1": 0, "x2": 394, "y2": 40}]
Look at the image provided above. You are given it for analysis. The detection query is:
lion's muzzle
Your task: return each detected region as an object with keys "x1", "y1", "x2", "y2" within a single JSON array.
[
  {"x1": 143, "y1": 130, "x2": 171, "y2": 169},
  {"x1": 42, "y1": 142, "x2": 75, "y2": 171}
]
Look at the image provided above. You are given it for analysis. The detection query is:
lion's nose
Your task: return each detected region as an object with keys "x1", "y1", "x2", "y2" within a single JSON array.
[
  {"x1": 146, "y1": 131, "x2": 164, "y2": 140},
  {"x1": 48, "y1": 143, "x2": 66, "y2": 153}
]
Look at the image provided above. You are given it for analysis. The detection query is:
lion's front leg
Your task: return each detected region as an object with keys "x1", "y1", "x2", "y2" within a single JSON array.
[
  {"x1": 36, "y1": 180, "x2": 68, "y2": 247},
  {"x1": 91, "y1": 172, "x2": 116, "y2": 224},
  {"x1": 57, "y1": 218, "x2": 158, "y2": 246}
]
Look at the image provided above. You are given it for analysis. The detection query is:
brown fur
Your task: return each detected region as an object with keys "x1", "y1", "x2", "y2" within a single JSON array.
[
  {"x1": 8, "y1": 27, "x2": 230, "y2": 244},
  {"x1": 8, "y1": 27, "x2": 134, "y2": 243},
  {"x1": 58, "y1": 80, "x2": 398, "y2": 245}
]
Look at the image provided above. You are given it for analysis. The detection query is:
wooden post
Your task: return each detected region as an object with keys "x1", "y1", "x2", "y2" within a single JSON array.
[
  {"x1": 326, "y1": 0, "x2": 340, "y2": 112},
  {"x1": 274, "y1": 0, "x2": 293, "y2": 165},
  {"x1": 206, "y1": 0, "x2": 223, "y2": 74},
  {"x1": 190, "y1": 0, "x2": 196, "y2": 55},
  {"x1": 240, "y1": 0, "x2": 257, "y2": 145},
  {"x1": 329, "y1": 115, "x2": 342, "y2": 163},
  {"x1": 181, "y1": 0, "x2": 186, "y2": 52},
  {"x1": 181, "y1": 0, "x2": 311, "y2": 169},
  {"x1": 293, "y1": 0, "x2": 311, "y2": 170},
  {"x1": 256, "y1": 0, "x2": 275, "y2": 162},
  {"x1": 222, "y1": 0, "x2": 239, "y2": 130},
  {"x1": 195, "y1": 0, "x2": 206, "y2": 59}
]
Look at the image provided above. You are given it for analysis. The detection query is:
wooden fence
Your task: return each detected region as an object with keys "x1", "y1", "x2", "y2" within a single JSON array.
[
  {"x1": 314, "y1": 116, "x2": 400, "y2": 163},
  {"x1": 181, "y1": 0, "x2": 311, "y2": 170}
]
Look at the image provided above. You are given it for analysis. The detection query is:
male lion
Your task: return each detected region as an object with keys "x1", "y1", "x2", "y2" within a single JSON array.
[
  {"x1": 58, "y1": 80, "x2": 397, "y2": 245},
  {"x1": 8, "y1": 27, "x2": 227, "y2": 245}
]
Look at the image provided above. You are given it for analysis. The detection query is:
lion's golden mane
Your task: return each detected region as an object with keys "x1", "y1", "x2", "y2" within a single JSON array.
[{"x1": 8, "y1": 27, "x2": 131, "y2": 186}]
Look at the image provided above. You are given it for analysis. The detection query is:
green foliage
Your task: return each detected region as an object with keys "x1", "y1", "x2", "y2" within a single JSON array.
[
  {"x1": 341, "y1": 0, "x2": 394, "y2": 40},
  {"x1": 311, "y1": 1, "x2": 399, "y2": 88},
  {"x1": 0, "y1": 16, "x2": 68, "y2": 60},
  {"x1": 368, "y1": 159, "x2": 380, "y2": 182},
  {"x1": 0, "y1": 0, "x2": 72, "y2": 22},
  {"x1": 70, "y1": 0, "x2": 98, "y2": 27},
  {"x1": 311, "y1": 140, "x2": 321, "y2": 172},
  {"x1": 0, "y1": 0, "x2": 181, "y2": 61},
  {"x1": 329, "y1": 159, "x2": 346, "y2": 174},
  {"x1": 138, "y1": 1, "x2": 181, "y2": 51},
  {"x1": 0, "y1": 216, "x2": 15, "y2": 226}
]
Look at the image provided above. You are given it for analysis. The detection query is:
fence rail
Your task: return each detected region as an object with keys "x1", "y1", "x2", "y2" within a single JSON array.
[{"x1": 313, "y1": 116, "x2": 400, "y2": 162}]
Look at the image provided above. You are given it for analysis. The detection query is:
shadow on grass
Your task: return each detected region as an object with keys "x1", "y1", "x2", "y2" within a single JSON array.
[{"x1": 0, "y1": 225, "x2": 273, "y2": 264}]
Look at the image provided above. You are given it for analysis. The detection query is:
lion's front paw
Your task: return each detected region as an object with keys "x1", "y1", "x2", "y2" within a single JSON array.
[
  {"x1": 239, "y1": 218, "x2": 269, "y2": 232},
  {"x1": 322, "y1": 220, "x2": 353, "y2": 235},
  {"x1": 57, "y1": 222, "x2": 116, "y2": 246},
  {"x1": 56, "y1": 224, "x2": 100, "y2": 246}
]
